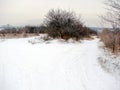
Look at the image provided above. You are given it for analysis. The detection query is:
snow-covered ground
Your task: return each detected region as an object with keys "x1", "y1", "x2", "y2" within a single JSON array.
[
  {"x1": 98, "y1": 48, "x2": 120, "y2": 78},
  {"x1": 0, "y1": 36, "x2": 120, "y2": 90}
]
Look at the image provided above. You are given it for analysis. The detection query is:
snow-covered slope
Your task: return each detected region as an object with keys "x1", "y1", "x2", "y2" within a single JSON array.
[{"x1": 0, "y1": 37, "x2": 120, "y2": 90}]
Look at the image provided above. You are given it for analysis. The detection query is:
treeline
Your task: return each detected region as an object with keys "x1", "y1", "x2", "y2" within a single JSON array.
[
  {"x1": 0, "y1": 26, "x2": 46, "y2": 34},
  {"x1": 0, "y1": 9, "x2": 97, "y2": 39}
]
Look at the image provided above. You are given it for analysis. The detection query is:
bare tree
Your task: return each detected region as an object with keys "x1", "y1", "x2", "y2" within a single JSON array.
[
  {"x1": 102, "y1": 0, "x2": 120, "y2": 29},
  {"x1": 100, "y1": 0, "x2": 120, "y2": 53}
]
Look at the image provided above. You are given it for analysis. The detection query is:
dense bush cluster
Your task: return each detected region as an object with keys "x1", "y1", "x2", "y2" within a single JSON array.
[
  {"x1": 44, "y1": 9, "x2": 96, "y2": 40},
  {"x1": 99, "y1": 29, "x2": 120, "y2": 53}
]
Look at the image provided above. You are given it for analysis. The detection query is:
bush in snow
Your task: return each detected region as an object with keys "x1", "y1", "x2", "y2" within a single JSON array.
[
  {"x1": 99, "y1": 29, "x2": 120, "y2": 54},
  {"x1": 43, "y1": 9, "x2": 95, "y2": 40}
]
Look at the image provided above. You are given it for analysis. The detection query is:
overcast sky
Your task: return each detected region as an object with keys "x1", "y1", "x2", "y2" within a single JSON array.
[{"x1": 0, "y1": 0, "x2": 105, "y2": 27}]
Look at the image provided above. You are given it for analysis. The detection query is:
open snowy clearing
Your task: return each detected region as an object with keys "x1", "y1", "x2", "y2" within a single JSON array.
[{"x1": 0, "y1": 36, "x2": 120, "y2": 90}]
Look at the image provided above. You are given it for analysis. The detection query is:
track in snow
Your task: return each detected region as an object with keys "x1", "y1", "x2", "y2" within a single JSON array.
[{"x1": 0, "y1": 37, "x2": 120, "y2": 90}]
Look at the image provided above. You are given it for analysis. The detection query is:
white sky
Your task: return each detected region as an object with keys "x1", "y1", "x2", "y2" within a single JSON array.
[{"x1": 0, "y1": 0, "x2": 105, "y2": 27}]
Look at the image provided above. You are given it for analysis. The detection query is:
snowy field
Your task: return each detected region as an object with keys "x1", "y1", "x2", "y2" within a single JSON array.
[{"x1": 0, "y1": 36, "x2": 120, "y2": 90}]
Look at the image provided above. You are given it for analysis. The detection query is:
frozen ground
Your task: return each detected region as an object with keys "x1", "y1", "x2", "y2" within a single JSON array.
[{"x1": 0, "y1": 35, "x2": 120, "y2": 90}]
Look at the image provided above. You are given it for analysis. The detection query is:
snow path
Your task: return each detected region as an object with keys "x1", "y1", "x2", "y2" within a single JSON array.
[{"x1": 0, "y1": 38, "x2": 120, "y2": 90}]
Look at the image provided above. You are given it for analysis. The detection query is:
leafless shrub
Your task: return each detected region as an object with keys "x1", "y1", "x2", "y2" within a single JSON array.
[
  {"x1": 99, "y1": 29, "x2": 120, "y2": 54},
  {"x1": 44, "y1": 9, "x2": 96, "y2": 40}
]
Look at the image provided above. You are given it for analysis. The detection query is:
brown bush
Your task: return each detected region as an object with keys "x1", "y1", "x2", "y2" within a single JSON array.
[{"x1": 99, "y1": 29, "x2": 120, "y2": 54}]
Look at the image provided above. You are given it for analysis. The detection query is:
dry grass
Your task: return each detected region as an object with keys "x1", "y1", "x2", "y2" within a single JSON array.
[{"x1": 99, "y1": 29, "x2": 120, "y2": 54}]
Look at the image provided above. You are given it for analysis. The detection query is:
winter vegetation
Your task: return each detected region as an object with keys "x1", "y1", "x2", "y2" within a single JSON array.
[
  {"x1": 99, "y1": 29, "x2": 120, "y2": 54},
  {"x1": 0, "y1": 0, "x2": 120, "y2": 90},
  {"x1": 43, "y1": 9, "x2": 96, "y2": 40},
  {"x1": 99, "y1": 0, "x2": 120, "y2": 54},
  {"x1": 0, "y1": 9, "x2": 96, "y2": 40},
  {"x1": 97, "y1": 0, "x2": 120, "y2": 80}
]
